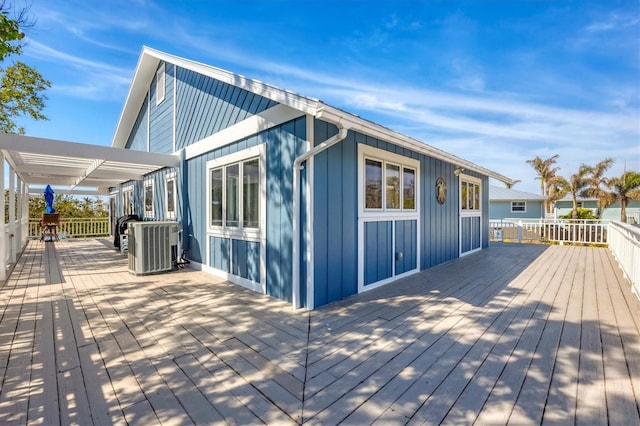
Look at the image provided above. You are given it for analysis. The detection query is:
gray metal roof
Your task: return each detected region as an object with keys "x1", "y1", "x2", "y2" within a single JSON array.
[{"x1": 489, "y1": 185, "x2": 546, "y2": 201}]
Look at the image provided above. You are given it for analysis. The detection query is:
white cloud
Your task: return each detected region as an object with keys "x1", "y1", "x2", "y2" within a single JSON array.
[{"x1": 24, "y1": 39, "x2": 132, "y2": 101}]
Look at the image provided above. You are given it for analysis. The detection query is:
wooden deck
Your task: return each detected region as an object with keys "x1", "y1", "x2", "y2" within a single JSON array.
[{"x1": 0, "y1": 239, "x2": 638, "y2": 425}]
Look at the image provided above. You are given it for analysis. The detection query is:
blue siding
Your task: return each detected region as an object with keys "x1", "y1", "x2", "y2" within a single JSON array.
[
  {"x1": 364, "y1": 221, "x2": 393, "y2": 285},
  {"x1": 489, "y1": 200, "x2": 545, "y2": 220},
  {"x1": 461, "y1": 215, "x2": 482, "y2": 253},
  {"x1": 209, "y1": 236, "x2": 229, "y2": 272},
  {"x1": 149, "y1": 62, "x2": 175, "y2": 154},
  {"x1": 266, "y1": 118, "x2": 307, "y2": 302},
  {"x1": 313, "y1": 121, "x2": 358, "y2": 306},
  {"x1": 421, "y1": 157, "x2": 459, "y2": 268},
  {"x1": 175, "y1": 67, "x2": 278, "y2": 149},
  {"x1": 395, "y1": 220, "x2": 417, "y2": 274},
  {"x1": 125, "y1": 98, "x2": 148, "y2": 151},
  {"x1": 232, "y1": 239, "x2": 260, "y2": 283},
  {"x1": 313, "y1": 121, "x2": 492, "y2": 307},
  {"x1": 139, "y1": 167, "x2": 181, "y2": 222},
  {"x1": 184, "y1": 117, "x2": 306, "y2": 301}
]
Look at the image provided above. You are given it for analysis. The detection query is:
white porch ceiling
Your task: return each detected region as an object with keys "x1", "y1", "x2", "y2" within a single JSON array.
[{"x1": 1, "y1": 134, "x2": 180, "y2": 195}]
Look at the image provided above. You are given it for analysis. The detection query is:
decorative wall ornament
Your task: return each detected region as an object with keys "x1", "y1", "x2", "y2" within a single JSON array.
[{"x1": 435, "y1": 177, "x2": 447, "y2": 205}]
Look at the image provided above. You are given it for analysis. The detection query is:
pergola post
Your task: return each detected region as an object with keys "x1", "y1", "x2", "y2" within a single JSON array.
[
  {"x1": 1, "y1": 153, "x2": 6, "y2": 281},
  {"x1": 16, "y1": 175, "x2": 23, "y2": 252},
  {"x1": 22, "y1": 181, "x2": 29, "y2": 246},
  {"x1": 9, "y1": 165, "x2": 16, "y2": 263}
]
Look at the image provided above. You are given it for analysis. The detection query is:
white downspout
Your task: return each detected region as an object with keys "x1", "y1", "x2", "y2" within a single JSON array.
[{"x1": 292, "y1": 126, "x2": 349, "y2": 309}]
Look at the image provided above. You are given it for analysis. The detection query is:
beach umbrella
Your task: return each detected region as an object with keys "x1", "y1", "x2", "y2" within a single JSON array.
[{"x1": 44, "y1": 185, "x2": 55, "y2": 213}]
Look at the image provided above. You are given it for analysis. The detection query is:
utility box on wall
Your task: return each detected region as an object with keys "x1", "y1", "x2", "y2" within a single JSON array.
[{"x1": 128, "y1": 221, "x2": 179, "y2": 275}]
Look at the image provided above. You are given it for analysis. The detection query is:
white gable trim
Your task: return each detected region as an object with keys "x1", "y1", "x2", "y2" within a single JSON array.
[{"x1": 184, "y1": 104, "x2": 303, "y2": 160}]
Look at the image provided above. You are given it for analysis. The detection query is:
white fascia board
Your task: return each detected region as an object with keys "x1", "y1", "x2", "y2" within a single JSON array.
[
  {"x1": 111, "y1": 48, "x2": 160, "y2": 148},
  {"x1": 185, "y1": 104, "x2": 304, "y2": 160},
  {"x1": 316, "y1": 104, "x2": 515, "y2": 186}
]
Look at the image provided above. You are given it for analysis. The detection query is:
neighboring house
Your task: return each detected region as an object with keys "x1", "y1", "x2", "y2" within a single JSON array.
[
  {"x1": 489, "y1": 186, "x2": 546, "y2": 220},
  {"x1": 109, "y1": 47, "x2": 514, "y2": 309},
  {"x1": 554, "y1": 196, "x2": 640, "y2": 222}
]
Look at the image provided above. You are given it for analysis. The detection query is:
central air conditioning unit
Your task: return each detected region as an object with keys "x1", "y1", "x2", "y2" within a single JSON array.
[{"x1": 128, "y1": 221, "x2": 179, "y2": 275}]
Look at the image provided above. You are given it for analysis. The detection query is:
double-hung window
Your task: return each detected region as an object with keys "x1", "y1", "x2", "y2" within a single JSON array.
[
  {"x1": 165, "y1": 172, "x2": 177, "y2": 220},
  {"x1": 511, "y1": 201, "x2": 526, "y2": 213},
  {"x1": 144, "y1": 180, "x2": 154, "y2": 219},
  {"x1": 208, "y1": 149, "x2": 263, "y2": 233},
  {"x1": 122, "y1": 186, "x2": 133, "y2": 215}
]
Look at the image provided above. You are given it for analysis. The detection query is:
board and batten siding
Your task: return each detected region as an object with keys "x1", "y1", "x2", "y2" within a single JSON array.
[
  {"x1": 125, "y1": 98, "x2": 148, "y2": 151},
  {"x1": 184, "y1": 117, "x2": 306, "y2": 302},
  {"x1": 149, "y1": 63, "x2": 175, "y2": 154},
  {"x1": 312, "y1": 120, "x2": 490, "y2": 307},
  {"x1": 489, "y1": 200, "x2": 545, "y2": 220},
  {"x1": 141, "y1": 167, "x2": 181, "y2": 222},
  {"x1": 174, "y1": 67, "x2": 278, "y2": 150}
]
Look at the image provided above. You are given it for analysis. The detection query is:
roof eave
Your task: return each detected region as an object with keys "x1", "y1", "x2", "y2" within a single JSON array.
[{"x1": 316, "y1": 104, "x2": 515, "y2": 186}]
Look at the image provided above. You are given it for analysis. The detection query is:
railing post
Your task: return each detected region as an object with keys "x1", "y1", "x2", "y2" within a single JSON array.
[{"x1": 518, "y1": 220, "x2": 523, "y2": 243}]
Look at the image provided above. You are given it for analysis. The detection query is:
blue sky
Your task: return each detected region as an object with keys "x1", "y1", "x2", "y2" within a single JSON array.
[{"x1": 13, "y1": 0, "x2": 640, "y2": 194}]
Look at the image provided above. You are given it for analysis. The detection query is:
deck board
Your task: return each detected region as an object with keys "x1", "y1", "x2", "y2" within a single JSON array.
[{"x1": 0, "y1": 239, "x2": 638, "y2": 425}]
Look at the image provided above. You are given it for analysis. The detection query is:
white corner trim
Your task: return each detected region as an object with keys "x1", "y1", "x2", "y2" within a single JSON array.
[{"x1": 185, "y1": 104, "x2": 303, "y2": 160}]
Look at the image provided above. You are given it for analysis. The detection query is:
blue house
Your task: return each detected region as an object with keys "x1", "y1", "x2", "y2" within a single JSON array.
[
  {"x1": 110, "y1": 47, "x2": 514, "y2": 309},
  {"x1": 489, "y1": 185, "x2": 546, "y2": 220},
  {"x1": 554, "y1": 196, "x2": 640, "y2": 223}
]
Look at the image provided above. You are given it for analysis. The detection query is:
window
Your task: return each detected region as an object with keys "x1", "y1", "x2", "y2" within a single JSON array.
[
  {"x1": 576, "y1": 202, "x2": 583, "y2": 208},
  {"x1": 155, "y1": 63, "x2": 165, "y2": 105},
  {"x1": 209, "y1": 157, "x2": 261, "y2": 230},
  {"x1": 144, "y1": 181, "x2": 154, "y2": 218},
  {"x1": 461, "y1": 180, "x2": 481, "y2": 211},
  {"x1": 166, "y1": 173, "x2": 176, "y2": 220},
  {"x1": 511, "y1": 201, "x2": 526, "y2": 212},
  {"x1": 364, "y1": 156, "x2": 416, "y2": 212},
  {"x1": 122, "y1": 187, "x2": 133, "y2": 215}
]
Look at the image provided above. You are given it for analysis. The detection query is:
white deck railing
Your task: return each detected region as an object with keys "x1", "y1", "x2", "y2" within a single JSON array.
[
  {"x1": 28, "y1": 217, "x2": 110, "y2": 239},
  {"x1": 607, "y1": 221, "x2": 640, "y2": 299},
  {"x1": 490, "y1": 218, "x2": 608, "y2": 245}
]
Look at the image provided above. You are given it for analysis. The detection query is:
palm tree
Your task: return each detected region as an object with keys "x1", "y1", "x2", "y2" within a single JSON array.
[
  {"x1": 581, "y1": 158, "x2": 614, "y2": 218},
  {"x1": 603, "y1": 171, "x2": 640, "y2": 223},
  {"x1": 546, "y1": 175, "x2": 569, "y2": 214},
  {"x1": 551, "y1": 166, "x2": 591, "y2": 219},
  {"x1": 526, "y1": 155, "x2": 560, "y2": 214}
]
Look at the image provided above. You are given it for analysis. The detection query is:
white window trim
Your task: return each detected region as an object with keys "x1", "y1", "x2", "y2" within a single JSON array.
[
  {"x1": 144, "y1": 179, "x2": 154, "y2": 219},
  {"x1": 511, "y1": 201, "x2": 527, "y2": 213},
  {"x1": 205, "y1": 144, "x2": 267, "y2": 293},
  {"x1": 165, "y1": 171, "x2": 177, "y2": 220},
  {"x1": 359, "y1": 144, "x2": 420, "y2": 220},
  {"x1": 458, "y1": 173, "x2": 482, "y2": 256},
  {"x1": 156, "y1": 63, "x2": 166, "y2": 105},
  {"x1": 357, "y1": 144, "x2": 421, "y2": 293}
]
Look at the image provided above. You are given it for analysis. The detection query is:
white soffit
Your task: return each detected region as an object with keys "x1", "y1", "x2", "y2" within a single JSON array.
[{"x1": 0, "y1": 133, "x2": 180, "y2": 195}]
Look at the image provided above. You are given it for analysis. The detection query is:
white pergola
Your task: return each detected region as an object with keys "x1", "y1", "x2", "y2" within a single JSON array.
[{"x1": 0, "y1": 133, "x2": 180, "y2": 280}]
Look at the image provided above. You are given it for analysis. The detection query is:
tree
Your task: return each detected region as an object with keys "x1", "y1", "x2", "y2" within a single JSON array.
[
  {"x1": 603, "y1": 171, "x2": 640, "y2": 223},
  {"x1": 581, "y1": 158, "x2": 614, "y2": 218},
  {"x1": 526, "y1": 154, "x2": 560, "y2": 214},
  {"x1": 550, "y1": 165, "x2": 591, "y2": 219},
  {"x1": 29, "y1": 194, "x2": 108, "y2": 219},
  {"x1": 0, "y1": 2, "x2": 50, "y2": 134}
]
